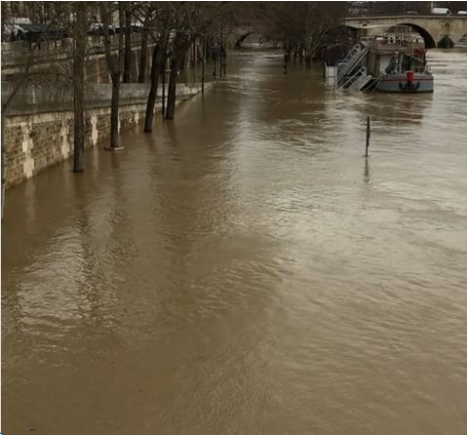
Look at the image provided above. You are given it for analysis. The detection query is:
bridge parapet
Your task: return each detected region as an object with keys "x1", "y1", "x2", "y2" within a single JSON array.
[{"x1": 344, "y1": 15, "x2": 467, "y2": 48}]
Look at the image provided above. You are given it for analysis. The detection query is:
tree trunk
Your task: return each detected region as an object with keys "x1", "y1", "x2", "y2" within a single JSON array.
[
  {"x1": 143, "y1": 45, "x2": 160, "y2": 132},
  {"x1": 1, "y1": 114, "x2": 6, "y2": 220},
  {"x1": 219, "y1": 48, "x2": 223, "y2": 78},
  {"x1": 201, "y1": 39, "x2": 205, "y2": 93},
  {"x1": 73, "y1": 3, "x2": 86, "y2": 172},
  {"x1": 212, "y1": 52, "x2": 217, "y2": 77},
  {"x1": 110, "y1": 77, "x2": 120, "y2": 148},
  {"x1": 123, "y1": 8, "x2": 132, "y2": 83},
  {"x1": 138, "y1": 28, "x2": 148, "y2": 83},
  {"x1": 161, "y1": 54, "x2": 166, "y2": 117},
  {"x1": 220, "y1": 32, "x2": 225, "y2": 77},
  {"x1": 102, "y1": 1, "x2": 124, "y2": 149},
  {"x1": 179, "y1": 51, "x2": 187, "y2": 70},
  {"x1": 222, "y1": 45, "x2": 227, "y2": 76},
  {"x1": 165, "y1": 57, "x2": 178, "y2": 120}
]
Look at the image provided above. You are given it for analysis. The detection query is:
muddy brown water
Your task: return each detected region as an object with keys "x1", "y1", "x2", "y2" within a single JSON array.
[{"x1": 2, "y1": 49, "x2": 467, "y2": 435}]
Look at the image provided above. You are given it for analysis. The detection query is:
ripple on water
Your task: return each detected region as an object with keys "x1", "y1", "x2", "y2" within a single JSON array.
[{"x1": 2, "y1": 49, "x2": 467, "y2": 435}]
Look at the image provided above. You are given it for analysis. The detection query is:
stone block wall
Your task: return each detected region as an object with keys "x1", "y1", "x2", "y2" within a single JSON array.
[
  {"x1": 4, "y1": 105, "x2": 145, "y2": 187},
  {"x1": 3, "y1": 83, "x2": 210, "y2": 187}
]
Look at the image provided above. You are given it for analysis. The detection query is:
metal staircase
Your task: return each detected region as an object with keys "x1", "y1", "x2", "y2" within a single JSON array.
[
  {"x1": 337, "y1": 43, "x2": 369, "y2": 86},
  {"x1": 339, "y1": 67, "x2": 370, "y2": 90},
  {"x1": 349, "y1": 69, "x2": 375, "y2": 91}
]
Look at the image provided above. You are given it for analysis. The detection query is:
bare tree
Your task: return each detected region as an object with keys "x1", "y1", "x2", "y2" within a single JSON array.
[
  {"x1": 138, "y1": 26, "x2": 149, "y2": 83},
  {"x1": 164, "y1": 2, "x2": 227, "y2": 120},
  {"x1": 165, "y1": 31, "x2": 193, "y2": 120},
  {"x1": 1, "y1": 2, "x2": 74, "y2": 218},
  {"x1": 140, "y1": 3, "x2": 171, "y2": 132},
  {"x1": 73, "y1": 3, "x2": 87, "y2": 172},
  {"x1": 102, "y1": 1, "x2": 125, "y2": 150},
  {"x1": 277, "y1": 2, "x2": 345, "y2": 69},
  {"x1": 123, "y1": 2, "x2": 132, "y2": 83}
]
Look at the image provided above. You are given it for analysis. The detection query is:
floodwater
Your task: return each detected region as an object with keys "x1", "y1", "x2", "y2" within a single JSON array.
[{"x1": 2, "y1": 49, "x2": 467, "y2": 435}]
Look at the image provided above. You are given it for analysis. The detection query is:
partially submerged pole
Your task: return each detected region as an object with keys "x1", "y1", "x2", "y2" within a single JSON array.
[{"x1": 365, "y1": 115, "x2": 371, "y2": 157}]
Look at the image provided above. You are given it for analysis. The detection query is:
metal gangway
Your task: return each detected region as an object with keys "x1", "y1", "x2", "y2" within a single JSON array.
[{"x1": 337, "y1": 43, "x2": 369, "y2": 86}]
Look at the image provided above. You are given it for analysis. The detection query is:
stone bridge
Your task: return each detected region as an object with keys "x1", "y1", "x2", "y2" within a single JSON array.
[{"x1": 344, "y1": 15, "x2": 467, "y2": 48}]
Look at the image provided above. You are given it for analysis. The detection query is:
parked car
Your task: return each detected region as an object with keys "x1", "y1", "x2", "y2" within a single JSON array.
[
  {"x1": 431, "y1": 8, "x2": 452, "y2": 15},
  {"x1": 88, "y1": 45, "x2": 105, "y2": 55},
  {"x1": 112, "y1": 23, "x2": 143, "y2": 34},
  {"x1": 88, "y1": 23, "x2": 115, "y2": 36}
]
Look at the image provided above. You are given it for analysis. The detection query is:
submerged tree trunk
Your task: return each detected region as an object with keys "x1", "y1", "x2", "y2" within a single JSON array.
[
  {"x1": 144, "y1": 45, "x2": 161, "y2": 132},
  {"x1": 212, "y1": 52, "x2": 217, "y2": 77},
  {"x1": 161, "y1": 53, "x2": 167, "y2": 116},
  {"x1": 222, "y1": 44, "x2": 227, "y2": 76},
  {"x1": 1, "y1": 114, "x2": 6, "y2": 220},
  {"x1": 138, "y1": 29, "x2": 148, "y2": 83},
  {"x1": 123, "y1": 8, "x2": 132, "y2": 83},
  {"x1": 73, "y1": 3, "x2": 86, "y2": 172},
  {"x1": 165, "y1": 35, "x2": 193, "y2": 121},
  {"x1": 110, "y1": 78, "x2": 120, "y2": 148},
  {"x1": 102, "y1": 1, "x2": 124, "y2": 149},
  {"x1": 165, "y1": 57, "x2": 179, "y2": 120},
  {"x1": 201, "y1": 38, "x2": 205, "y2": 93}
]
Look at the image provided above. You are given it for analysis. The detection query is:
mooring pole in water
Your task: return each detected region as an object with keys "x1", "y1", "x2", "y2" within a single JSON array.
[{"x1": 365, "y1": 115, "x2": 371, "y2": 157}]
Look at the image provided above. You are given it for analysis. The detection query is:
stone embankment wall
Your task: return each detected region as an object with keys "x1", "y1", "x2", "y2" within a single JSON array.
[{"x1": 3, "y1": 83, "x2": 210, "y2": 187}]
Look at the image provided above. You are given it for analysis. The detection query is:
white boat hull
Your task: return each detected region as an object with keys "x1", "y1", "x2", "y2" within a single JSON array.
[{"x1": 376, "y1": 73, "x2": 434, "y2": 93}]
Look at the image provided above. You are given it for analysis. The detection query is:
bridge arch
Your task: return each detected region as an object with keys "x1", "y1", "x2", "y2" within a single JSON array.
[
  {"x1": 394, "y1": 23, "x2": 437, "y2": 48},
  {"x1": 344, "y1": 15, "x2": 467, "y2": 48},
  {"x1": 235, "y1": 32, "x2": 255, "y2": 49},
  {"x1": 341, "y1": 22, "x2": 437, "y2": 48}
]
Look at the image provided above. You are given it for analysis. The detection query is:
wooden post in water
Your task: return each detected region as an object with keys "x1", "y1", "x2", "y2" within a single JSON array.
[{"x1": 365, "y1": 115, "x2": 371, "y2": 157}]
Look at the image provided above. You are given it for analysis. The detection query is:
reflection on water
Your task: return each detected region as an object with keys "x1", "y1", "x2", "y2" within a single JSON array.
[
  {"x1": 363, "y1": 158, "x2": 371, "y2": 184},
  {"x1": 2, "y1": 49, "x2": 467, "y2": 435}
]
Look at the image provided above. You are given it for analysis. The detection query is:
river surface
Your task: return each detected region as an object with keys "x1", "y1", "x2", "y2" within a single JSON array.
[{"x1": 2, "y1": 49, "x2": 467, "y2": 435}]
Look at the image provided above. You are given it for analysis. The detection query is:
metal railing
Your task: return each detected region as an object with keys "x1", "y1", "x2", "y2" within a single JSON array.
[
  {"x1": 1, "y1": 34, "x2": 144, "y2": 68},
  {"x1": 1, "y1": 81, "x2": 207, "y2": 116},
  {"x1": 339, "y1": 66, "x2": 367, "y2": 90},
  {"x1": 337, "y1": 45, "x2": 368, "y2": 84}
]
